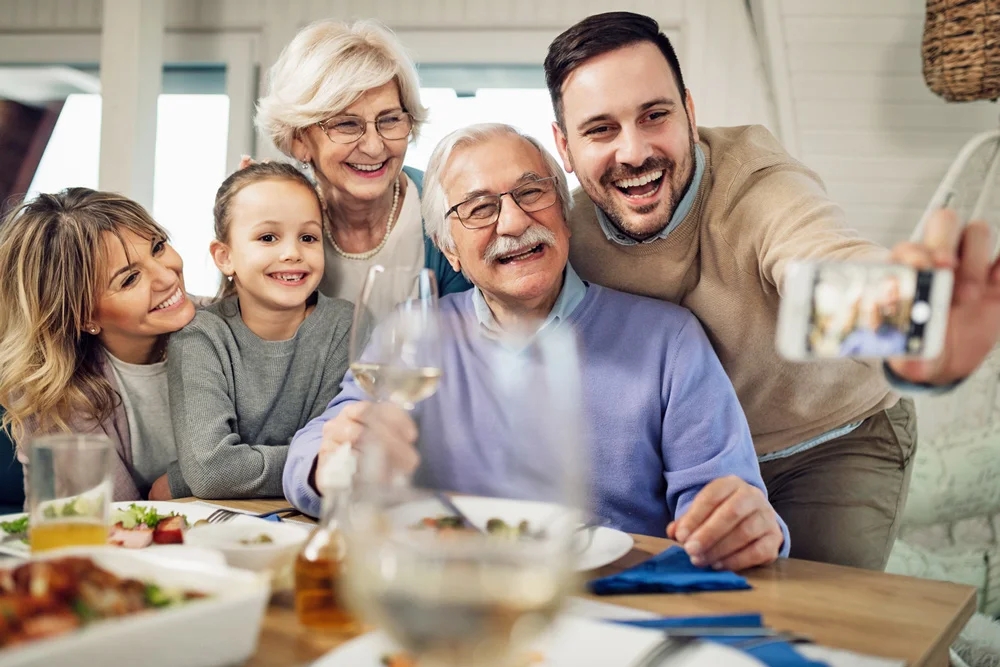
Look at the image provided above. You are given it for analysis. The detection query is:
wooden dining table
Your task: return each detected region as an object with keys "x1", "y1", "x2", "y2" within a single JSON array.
[{"x1": 186, "y1": 498, "x2": 977, "y2": 667}]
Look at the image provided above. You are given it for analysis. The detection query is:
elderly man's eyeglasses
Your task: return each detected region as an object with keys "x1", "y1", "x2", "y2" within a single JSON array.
[
  {"x1": 446, "y1": 177, "x2": 560, "y2": 229},
  {"x1": 317, "y1": 111, "x2": 412, "y2": 144}
]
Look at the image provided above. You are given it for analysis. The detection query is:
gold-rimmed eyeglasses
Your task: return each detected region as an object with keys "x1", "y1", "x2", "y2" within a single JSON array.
[
  {"x1": 445, "y1": 177, "x2": 560, "y2": 229},
  {"x1": 317, "y1": 111, "x2": 413, "y2": 144}
]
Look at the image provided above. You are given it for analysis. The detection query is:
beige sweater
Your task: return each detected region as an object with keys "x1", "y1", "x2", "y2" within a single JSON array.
[{"x1": 568, "y1": 125, "x2": 898, "y2": 456}]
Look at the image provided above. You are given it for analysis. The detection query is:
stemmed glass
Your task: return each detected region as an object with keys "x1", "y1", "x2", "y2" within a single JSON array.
[
  {"x1": 343, "y1": 320, "x2": 586, "y2": 667},
  {"x1": 348, "y1": 266, "x2": 442, "y2": 410}
]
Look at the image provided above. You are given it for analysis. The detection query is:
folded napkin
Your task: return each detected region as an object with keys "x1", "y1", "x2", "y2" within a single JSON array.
[
  {"x1": 588, "y1": 545, "x2": 752, "y2": 595},
  {"x1": 617, "y1": 614, "x2": 829, "y2": 667}
]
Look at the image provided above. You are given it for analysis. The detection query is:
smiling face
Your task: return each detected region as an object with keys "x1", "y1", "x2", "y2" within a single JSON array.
[
  {"x1": 92, "y1": 229, "x2": 196, "y2": 360},
  {"x1": 553, "y1": 41, "x2": 698, "y2": 240},
  {"x1": 291, "y1": 80, "x2": 409, "y2": 209},
  {"x1": 440, "y1": 133, "x2": 571, "y2": 314},
  {"x1": 211, "y1": 178, "x2": 324, "y2": 315}
]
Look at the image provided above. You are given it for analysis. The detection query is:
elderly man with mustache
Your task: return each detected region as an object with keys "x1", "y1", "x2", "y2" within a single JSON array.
[{"x1": 283, "y1": 123, "x2": 790, "y2": 571}]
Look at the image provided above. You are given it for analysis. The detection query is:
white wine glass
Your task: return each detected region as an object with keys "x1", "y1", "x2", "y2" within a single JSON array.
[
  {"x1": 343, "y1": 324, "x2": 587, "y2": 667},
  {"x1": 348, "y1": 266, "x2": 442, "y2": 410}
]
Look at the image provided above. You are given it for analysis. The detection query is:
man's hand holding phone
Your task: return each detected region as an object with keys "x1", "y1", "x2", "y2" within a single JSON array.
[{"x1": 888, "y1": 210, "x2": 1000, "y2": 385}]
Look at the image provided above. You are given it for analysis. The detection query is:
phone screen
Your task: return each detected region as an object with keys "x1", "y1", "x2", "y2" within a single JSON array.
[{"x1": 806, "y1": 264, "x2": 937, "y2": 357}]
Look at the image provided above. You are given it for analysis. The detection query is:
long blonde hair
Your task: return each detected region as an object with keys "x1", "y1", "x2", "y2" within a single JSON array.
[{"x1": 0, "y1": 188, "x2": 168, "y2": 445}]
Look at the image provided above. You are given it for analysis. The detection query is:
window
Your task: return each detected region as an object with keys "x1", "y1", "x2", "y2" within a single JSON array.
[
  {"x1": 26, "y1": 68, "x2": 229, "y2": 296},
  {"x1": 407, "y1": 66, "x2": 577, "y2": 190}
]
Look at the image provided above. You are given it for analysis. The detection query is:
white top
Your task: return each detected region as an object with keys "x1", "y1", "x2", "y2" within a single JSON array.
[
  {"x1": 318, "y1": 173, "x2": 425, "y2": 306},
  {"x1": 106, "y1": 352, "x2": 177, "y2": 494}
]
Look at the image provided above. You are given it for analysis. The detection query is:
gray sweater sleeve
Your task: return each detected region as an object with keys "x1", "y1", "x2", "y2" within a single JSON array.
[{"x1": 166, "y1": 323, "x2": 288, "y2": 499}]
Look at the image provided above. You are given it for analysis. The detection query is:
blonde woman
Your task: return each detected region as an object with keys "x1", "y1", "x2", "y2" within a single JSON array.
[
  {"x1": 256, "y1": 19, "x2": 472, "y2": 302},
  {"x1": 0, "y1": 189, "x2": 197, "y2": 503}
]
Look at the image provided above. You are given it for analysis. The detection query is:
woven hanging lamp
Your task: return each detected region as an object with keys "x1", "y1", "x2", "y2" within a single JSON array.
[{"x1": 923, "y1": 0, "x2": 1000, "y2": 102}]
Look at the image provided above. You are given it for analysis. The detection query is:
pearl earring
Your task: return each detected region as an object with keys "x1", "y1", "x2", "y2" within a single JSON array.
[{"x1": 89, "y1": 327, "x2": 98, "y2": 335}]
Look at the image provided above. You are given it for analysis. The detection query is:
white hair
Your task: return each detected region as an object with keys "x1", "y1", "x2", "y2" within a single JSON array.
[
  {"x1": 421, "y1": 123, "x2": 572, "y2": 252},
  {"x1": 255, "y1": 19, "x2": 428, "y2": 156}
]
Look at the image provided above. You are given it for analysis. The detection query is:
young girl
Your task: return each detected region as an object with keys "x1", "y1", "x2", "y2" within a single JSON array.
[
  {"x1": 164, "y1": 162, "x2": 354, "y2": 499},
  {"x1": 0, "y1": 189, "x2": 198, "y2": 503}
]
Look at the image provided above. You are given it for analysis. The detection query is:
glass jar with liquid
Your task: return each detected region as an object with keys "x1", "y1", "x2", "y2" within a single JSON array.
[{"x1": 294, "y1": 447, "x2": 360, "y2": 632}]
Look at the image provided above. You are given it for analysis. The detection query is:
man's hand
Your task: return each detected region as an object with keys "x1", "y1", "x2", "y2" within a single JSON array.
[
  {"x1": 666, "y1": 476, "x2": 783, "y2": 571},
  {"x1": 148, "y1": 473, "x2": 173, "y2": 501},
  {"x1": 888, "y1": 209, "x2": 1000, "y2": 384},
  {"x1": 318, "y1": 402, "x2": 420, "y2": 482}
]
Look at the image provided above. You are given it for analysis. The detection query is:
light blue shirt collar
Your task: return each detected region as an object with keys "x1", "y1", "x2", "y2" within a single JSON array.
[
  {"x1": 472, "y1": 263, "x2": 587, "y2": 340},
  {"x1": 596, "y1": 144, "x2": 706, "y2": 246}
]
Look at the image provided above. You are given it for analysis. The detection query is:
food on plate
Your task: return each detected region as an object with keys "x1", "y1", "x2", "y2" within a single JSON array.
[
  {"x1": 0, "y1": 556, "x2": 205, "y2": 648},
  {"x1": 412, "y1": 516, "x2": 537, "y2": 539},
  {"x1": 485, "y1": 518, "x2": 533, "y2": 539},
  {"x1": 239, "y1": 533, "x2": 275, "y2": 546},
  {"x1": 107, "y1": 504, "x2": 188, "y2": 549},
  {"x1": 3, "y1": 504, "x2": 191, "y2": 551},
  {"x1": 0, "y1": 517, "x2": 29, "y2": 543}
]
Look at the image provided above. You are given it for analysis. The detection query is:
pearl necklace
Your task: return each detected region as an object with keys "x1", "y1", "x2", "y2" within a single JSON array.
[{"x1": 324, "y1": 178, "x2": 401, "y2": 261}]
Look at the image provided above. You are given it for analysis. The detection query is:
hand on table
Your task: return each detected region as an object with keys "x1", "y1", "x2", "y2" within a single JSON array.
[
  {"x1": 316, "y1": 402, "x2": 420, "y2": 489},
  {"x1": 148, "y1": 473, "x2": 172, "y2": 501},
  {"x1": 888, "y1": 209, "x2": 1000, "y2": 384},
  {"x1": 666, "y1": 476, "x2": 783, "y2": 571}
]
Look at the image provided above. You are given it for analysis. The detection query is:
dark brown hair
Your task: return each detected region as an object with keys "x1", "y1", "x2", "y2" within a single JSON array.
[
  {"x1": 212, "y1": 161, "x2": 322, "y2": 298},
  {"x1": 544, "y1": 11, "x2": 688, "y2": 128}
]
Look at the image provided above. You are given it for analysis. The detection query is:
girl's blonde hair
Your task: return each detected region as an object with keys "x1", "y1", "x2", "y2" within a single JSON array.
[
  {"x1": 212, "y1": 161, "x2": 321, "y2": 299},
  {"x1": 0, "y1": 188, "x2": 167, "y2": 445},
  {"x1": 256, "y1": 18, "x2": 428, "y2": 156}
]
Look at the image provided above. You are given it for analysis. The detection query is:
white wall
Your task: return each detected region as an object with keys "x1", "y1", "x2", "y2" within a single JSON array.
[
  {"x1": 0, "y1": 0, "x2": 777, "y2": 159},
  {"x1": 770, "y1": 0, "x2": 1000, "y2": 247},
  {"x1": 7, "y1": 1, "x2": 981, "y2": 250}
]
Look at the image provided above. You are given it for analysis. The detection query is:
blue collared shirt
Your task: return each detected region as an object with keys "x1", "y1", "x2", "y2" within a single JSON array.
[
  {"x1": 595, "y1": 145, "x2": 706, "y2": 245},
  {"x1": 472, "y1": 263, "x2": 588, "y2": 340}
]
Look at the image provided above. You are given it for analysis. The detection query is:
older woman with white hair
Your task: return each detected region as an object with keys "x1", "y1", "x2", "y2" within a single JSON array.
[{"x1": 256, "y1": 19, "x2": 471, "y2": 300}]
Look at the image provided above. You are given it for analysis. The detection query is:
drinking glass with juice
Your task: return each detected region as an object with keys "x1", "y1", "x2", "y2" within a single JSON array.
[{"x1": 28, "y1": 434, "x2": 112, "y2": 552}]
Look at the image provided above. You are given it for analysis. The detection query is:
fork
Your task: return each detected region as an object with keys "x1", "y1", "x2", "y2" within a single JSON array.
[
  {"x1": 204, "y1": 506, "x2": 301, "y2": 524},
  {"x1": 206, "y1": 509, "x2": 240, "y2": 524}
]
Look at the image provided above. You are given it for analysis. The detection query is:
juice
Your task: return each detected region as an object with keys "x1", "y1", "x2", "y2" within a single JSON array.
[
  {"x1": 293, "y1": 548, "x2": 358, "y2": 632},
  {"x1": 30, "y1": 520, "x2": 107, "y2": 552}
]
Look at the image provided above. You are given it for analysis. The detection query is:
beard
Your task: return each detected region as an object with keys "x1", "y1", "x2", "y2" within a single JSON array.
[{"x1": 574, "y1": 123, "x2": 697, "y2": 241}]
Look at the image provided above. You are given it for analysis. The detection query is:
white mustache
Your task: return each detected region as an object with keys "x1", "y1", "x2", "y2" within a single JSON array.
[{"x1": 482, "y1": 225, "x2": 558, "y2": 264}]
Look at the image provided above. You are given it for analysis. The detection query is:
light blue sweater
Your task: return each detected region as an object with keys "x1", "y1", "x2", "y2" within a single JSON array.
[{"x1": 284, "y1": 284, "x2": 789, "y2": 552}]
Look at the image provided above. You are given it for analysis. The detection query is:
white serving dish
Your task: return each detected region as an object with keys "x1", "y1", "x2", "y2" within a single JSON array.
[
  {"x1": 0, "y1": 546, "x2": 271, "y2": 667},
  {"x1": 184, "y1": 520, "x2": 311, "y2": 572}
]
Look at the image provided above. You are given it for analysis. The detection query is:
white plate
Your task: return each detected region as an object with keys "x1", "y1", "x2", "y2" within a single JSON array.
[
  {"x1": 311, "y1": 615, "x2": 765, "y2": 667},
  {"x1": 0, "y1": 500, "x2": 273, "y2": 558},
  {"x1": 0, "y1": 546, "x2": 270, "y2": 667},
  {"x1": 390, "y1": 496, "x2": 634, "y2": 571}
]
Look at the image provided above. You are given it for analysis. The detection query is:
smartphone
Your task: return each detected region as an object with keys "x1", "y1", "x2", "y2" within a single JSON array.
[{"x1": 776, "y1": 261, "x2": 953, "y2": 361}]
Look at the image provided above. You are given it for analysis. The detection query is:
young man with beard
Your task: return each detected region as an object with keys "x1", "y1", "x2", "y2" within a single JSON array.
[{"x1": 545, "y1": 11, "x2": 1000, "y2": 570}]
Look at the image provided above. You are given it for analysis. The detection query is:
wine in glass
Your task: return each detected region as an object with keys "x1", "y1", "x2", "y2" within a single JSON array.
[{"x1": 349, "y1": 266, "x2": 443, "y2": 409}]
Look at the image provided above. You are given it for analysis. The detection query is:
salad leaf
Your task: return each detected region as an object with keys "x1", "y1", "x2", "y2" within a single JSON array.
[
  {"x1": 71, "y1": 599, "x2": 96, "y2": 622},
  {"x1": 144, "y1": 583, "x2": 185, "y2": 608},
  {"x1": 111, "y1": 503, "x2": 182, "y2": 529},
  {"x1": 0, "y1": 516, "x2": 28, "y2": 535}
]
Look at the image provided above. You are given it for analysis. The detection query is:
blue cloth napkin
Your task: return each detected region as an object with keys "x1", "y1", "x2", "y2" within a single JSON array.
[
  {"x1": 588, "y1": 545, "x2": 752, "y2": 595},
  {"x1": 616, "y1": 614, "x2": 828, "y2": 667}
]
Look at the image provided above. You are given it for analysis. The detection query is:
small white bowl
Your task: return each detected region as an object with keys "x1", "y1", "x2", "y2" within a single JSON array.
[{"x1": 184, "y1": 521, "x2": 310, "y2": 572}]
